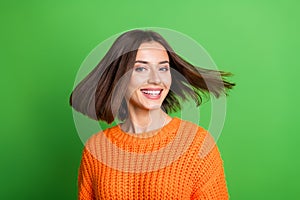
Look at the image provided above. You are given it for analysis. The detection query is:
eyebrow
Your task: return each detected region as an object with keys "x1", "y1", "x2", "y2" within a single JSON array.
[{"x1": 135, "y1": 60, "x2": 169, "y2": 64}]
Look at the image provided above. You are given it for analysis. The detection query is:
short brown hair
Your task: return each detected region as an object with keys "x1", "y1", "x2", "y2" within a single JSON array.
[{"x1": 69, "y1": 29, "x2": 235, "y2": 124}]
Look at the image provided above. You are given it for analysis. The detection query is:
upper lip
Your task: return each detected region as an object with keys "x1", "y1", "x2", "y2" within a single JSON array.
[{"x1": 140, "y1": 88, "x2": 163, "y2": 91}]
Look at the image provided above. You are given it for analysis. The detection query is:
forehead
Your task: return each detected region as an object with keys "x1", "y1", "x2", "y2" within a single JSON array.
[{"x1": 136, "y1": 42, "x2": 169, "y2": 62}]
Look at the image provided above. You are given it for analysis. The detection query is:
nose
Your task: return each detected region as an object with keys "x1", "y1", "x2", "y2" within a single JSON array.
[{"x1": 147, "y1": 69, "x2": 161, "y2": 84}]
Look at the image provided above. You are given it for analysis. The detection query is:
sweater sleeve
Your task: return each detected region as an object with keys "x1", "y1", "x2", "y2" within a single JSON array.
[
  {"x1": 191, "y1": 134, "x2": 229, "y2": 200},
  {"x1": 78, "y1": 147, "x2": 94, "y2": 200}
]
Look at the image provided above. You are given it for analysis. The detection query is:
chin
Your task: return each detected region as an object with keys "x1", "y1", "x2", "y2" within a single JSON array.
[
  {"x1": 146, "y1": 104, "x2": 162, "y2": 110},
  {"x1": 137, "y1": 101, "x2": 162, "y2": 111}
]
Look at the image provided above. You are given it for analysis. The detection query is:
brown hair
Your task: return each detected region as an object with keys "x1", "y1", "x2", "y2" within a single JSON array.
[{"x1": 69, "y1": 29, "x2": 235, "y2": 124}]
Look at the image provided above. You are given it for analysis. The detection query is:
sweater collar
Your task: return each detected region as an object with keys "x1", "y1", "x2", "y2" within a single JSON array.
[{"x1": 103, "y1": 117, "x2": 181, "y2": 152}]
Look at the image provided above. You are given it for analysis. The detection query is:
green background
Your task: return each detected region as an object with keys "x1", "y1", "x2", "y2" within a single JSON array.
[{"x1": 1, "y1": 0, "x2": 299, "y2": 199}]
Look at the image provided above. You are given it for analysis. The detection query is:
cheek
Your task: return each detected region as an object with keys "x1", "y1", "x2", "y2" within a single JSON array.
[
  {"x1": 168, "y1": 76, "x2": 172, "y2": 87},
  {"x1": 163, "y1": 74, "x2": 172, "y2": 88},
  {"x1": 126, "y1": 76, "x2": 145, "y2": 97}
]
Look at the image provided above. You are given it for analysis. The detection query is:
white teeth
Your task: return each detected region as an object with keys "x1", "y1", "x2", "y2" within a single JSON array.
[{"x1": 142, "y1": 90, "x2": 161, "y2": 95}]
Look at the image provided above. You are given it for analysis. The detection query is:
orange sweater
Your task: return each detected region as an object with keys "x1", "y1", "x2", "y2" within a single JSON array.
[{"x1": 78, "y1": 118, "x2": 229, "y2": 199}]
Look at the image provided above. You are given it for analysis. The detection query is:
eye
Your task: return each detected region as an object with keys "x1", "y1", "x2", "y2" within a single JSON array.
[
  {"x1": 159, "y1": 66, "x2": 170, "y2": 72},
  {"x1": 134, "y1": 66, "x2": 147, "y2": 72}
]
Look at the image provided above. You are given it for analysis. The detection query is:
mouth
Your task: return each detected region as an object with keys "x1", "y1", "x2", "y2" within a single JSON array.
[{"x1": 140, "y1": 88, "x2": 163, "y2": 99}]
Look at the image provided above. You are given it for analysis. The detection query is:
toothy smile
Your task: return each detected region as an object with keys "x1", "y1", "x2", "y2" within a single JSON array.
[
  {"x1": 140, "y1": 89, "x2": 162, "y2": 96},
  {"x1": 141, "y1": 90, "x2": 162, "y2": 95}
]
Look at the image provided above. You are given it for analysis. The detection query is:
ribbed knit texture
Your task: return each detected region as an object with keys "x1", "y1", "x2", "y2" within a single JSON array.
[{"x1": 78, "y1": 118, "x2": 229, "y2": 199}]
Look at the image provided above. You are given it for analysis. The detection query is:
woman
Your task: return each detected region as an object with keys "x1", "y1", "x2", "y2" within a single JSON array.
[{"x1": 70, "y1": 29, "x2": 235, "y2": 199}]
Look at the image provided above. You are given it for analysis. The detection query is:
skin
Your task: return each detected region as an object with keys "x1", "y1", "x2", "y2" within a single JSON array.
[{"x1": 121, "y1": 42, "x2": 173, "y2": 134}]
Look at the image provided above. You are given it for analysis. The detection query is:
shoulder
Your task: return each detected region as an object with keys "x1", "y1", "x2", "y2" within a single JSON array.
[
  {"x1": 83, "y1": 126, "x2": 118, "y2": 152},
  {"x1": 177, "y1": 118, "x2": 211, "y2": 141},
  {"x1": 177, "y1": 118, "x2": 217, "y2": 158}
]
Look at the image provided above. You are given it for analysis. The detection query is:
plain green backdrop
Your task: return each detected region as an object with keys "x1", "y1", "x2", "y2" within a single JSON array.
[{"x1": 1, "y1": 0, "x2": 299, "y2": 199}]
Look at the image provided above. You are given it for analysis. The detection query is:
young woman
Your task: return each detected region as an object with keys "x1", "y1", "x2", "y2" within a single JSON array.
[{"x1": 70, "y1": 29, "x2": 235, "y2": 199}]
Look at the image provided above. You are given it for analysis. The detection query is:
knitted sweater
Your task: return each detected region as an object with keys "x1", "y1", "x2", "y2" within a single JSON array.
[{"x1": 78, "y1": 117, "x2": 229, "y2": 199}]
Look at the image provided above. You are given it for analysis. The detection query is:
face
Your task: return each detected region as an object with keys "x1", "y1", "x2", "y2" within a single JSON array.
[{"x1": 125, "y1": 42, "x2": 172, "y2": 111}]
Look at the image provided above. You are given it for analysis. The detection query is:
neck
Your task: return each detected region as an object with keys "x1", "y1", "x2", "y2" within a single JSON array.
[{"x1": 120, "y1": 108, "x2": 172, "y2": 134}]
